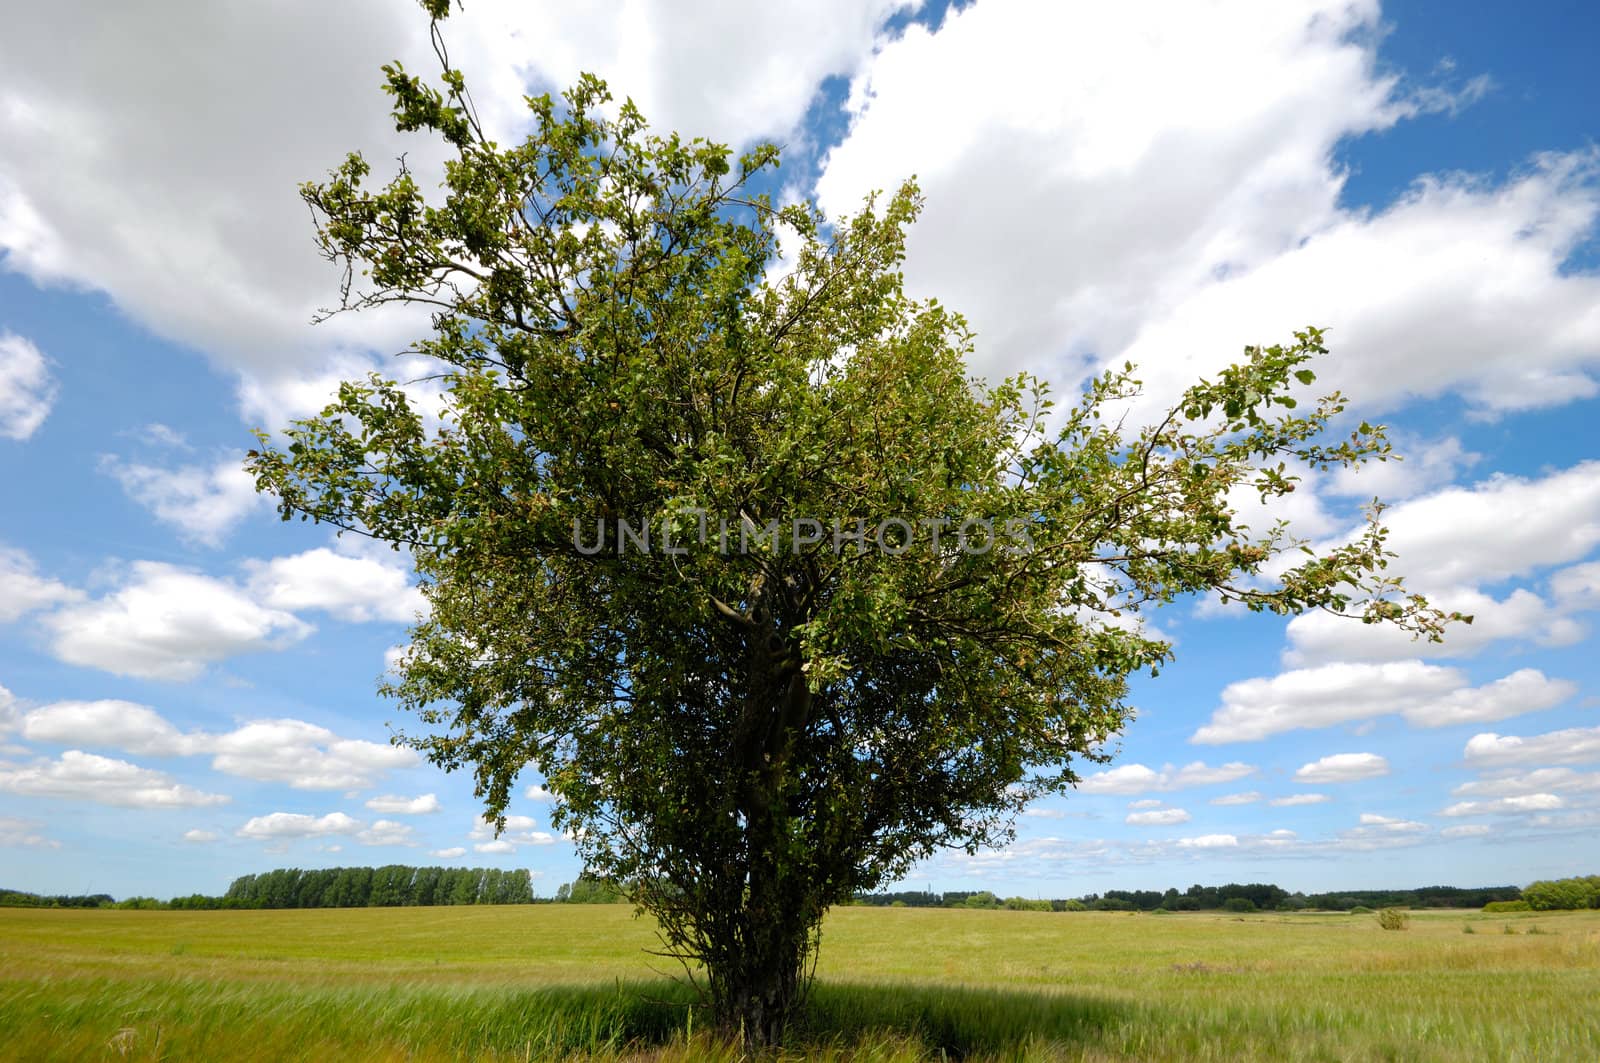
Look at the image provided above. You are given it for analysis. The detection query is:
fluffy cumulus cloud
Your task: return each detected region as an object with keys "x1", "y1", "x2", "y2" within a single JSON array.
[
  {"x1": 182, "y1": 829, "x2": 218, "y2": 843},
  {"x1": 430, "y1": 846, "x2": 466, "y2": 859},
  {"x1": 1209, "y1": 791, "x2": 1262, "y2": 806},
  {"x1": 99, "y1": 455, "x2": 265, "y2": 548},
  {"x1": 237, "y1": 811, "x2": 361, "y2": 839},
  {"x1": 1294, "y1": 753, "x2": 1389, "y2": 784},
  {"x1": 20, "y1": 699, "x2": 416, "y2": 791},
  {"x1": 1335, "y1": 813, "x2": 1428, "y2": 850},
  {"x1": 357, "y1": 819, "x2": 416, "y2": 846},
  {"x1": 1439, "y1": 794, "x2": 1565, "y2": 818},
  {"x1": 1074, "y1": 760, "x2": 1256, "y2": 795},
  {"x1": 243, "y1": 547, "x2": 424, "y2": 624},
  {"x1": 1192, "y1": 661, "x2": 1574, "y2": 743},
  {"x1": 364, "y1": 793, "x2": 440, "y2": 815},
  {"x1": 1452, "y1": 768, "x2": 1600, "y2": 799},
  {"x1": 205, "y1": 719, "x2": 416, "y2": 791},
  {"x1": 1270, "y1": 793, "x2": 1332, "y2": 807},
  {"x1": 44, "y1": 562, "x2": 311, "y2": 681},
  {"x1": 0, "y1": 332, "x2": 56, "y2": 440},
  {"x1": 0, "y1": 750, "x2": 229, "y2": 808},
  {"x1": 469, "y1": 814, "x2": 555, "y2": 852},
  {"x1": 814, "y1": 0, "x2": 1598, "y2": 420},
  {"x1": 0, "y1": 0, "x2": 911, "y2": 425},
  {"x1": 0, "y1": 545, "x2": 81, "y2": 622},
  {"x1": 22, "y1": 700, "x2": 199, "y2": 756},
  {"x1": 1463, "y1": 726, "x2": 1600, "y2": 769},
  {"x1": 1125, "y1": 807, "x2": 1191, "y2": 826},
  {"x1": 1285, "y1": 462, "x2": 1600, "y2": 665}
]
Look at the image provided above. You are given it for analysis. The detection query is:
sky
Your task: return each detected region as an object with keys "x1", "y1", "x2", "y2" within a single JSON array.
[{"x1": 1, "y1": 0, "x2": 1597, "y2": 901}]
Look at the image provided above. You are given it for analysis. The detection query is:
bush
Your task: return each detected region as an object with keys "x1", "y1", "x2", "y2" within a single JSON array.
[
  {"x1": 1377, "y1": 907, "x2": 1410, "y2": 931},
  {"x1": 1061, "y1": 899, "x2": 1088, "y2": 912},
  {"x1": 1483, "y1": 899, "x2": 1530, "y2": 913},
  {"x1": 1349, "y1": 906, "x2": 1375, "y2": 915},
  {"x1": 1151, "y1": 907, "x2": 1171, "y2": 915},
  {"x1": 1522, "y1": 876, "x2": 1600, "y2": 911},
  {"x1": 1222, "y1": 897, "x2": 1257, "y2": 913}
]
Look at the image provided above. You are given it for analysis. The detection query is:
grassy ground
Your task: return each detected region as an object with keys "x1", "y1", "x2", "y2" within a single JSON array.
[{"x1": 2, "y1": 903, "x2": 1597, "y2": 1060}]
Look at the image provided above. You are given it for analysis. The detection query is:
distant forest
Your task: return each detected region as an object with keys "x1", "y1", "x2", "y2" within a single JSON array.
[{"x1": 5, "y1": 872, "x2": 1597, "y2": 913}]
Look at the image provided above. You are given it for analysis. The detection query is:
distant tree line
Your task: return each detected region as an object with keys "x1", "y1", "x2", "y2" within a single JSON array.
[
  {"x1": 852, "y1": 882, "x2": 1525, "y2": 912},
  {"x1": 0, "y1": 876, "x2": 1550, "y2": 913}
]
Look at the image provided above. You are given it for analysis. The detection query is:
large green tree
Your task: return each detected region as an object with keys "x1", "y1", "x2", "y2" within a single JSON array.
[{"x1": 248, "y1": 5, "x2": 1460, "y2": 1045}]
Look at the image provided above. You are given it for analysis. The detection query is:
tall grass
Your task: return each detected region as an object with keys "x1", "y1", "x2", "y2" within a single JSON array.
[{"x1": 2, "y1": 905, "x2": 1597, "y2": 1060}]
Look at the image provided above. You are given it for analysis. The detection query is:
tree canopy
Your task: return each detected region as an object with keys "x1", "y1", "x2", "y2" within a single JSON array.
[{"x1": 248, "y1": 4, "x2": 1460, "y2": 1044}]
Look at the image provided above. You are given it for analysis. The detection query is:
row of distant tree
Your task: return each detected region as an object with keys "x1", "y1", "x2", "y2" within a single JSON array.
[
  {"x1": 852, "y1": 882, "x2": 1528, "y2": 912},
  {"x1": 9, "y1": 874, "x2": 1597, "y2": 913}
]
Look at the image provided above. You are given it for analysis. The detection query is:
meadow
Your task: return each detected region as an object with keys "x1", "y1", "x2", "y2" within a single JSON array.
[{"x1": 2, "y1": 903, "x2": 1597, "y2": 1061}]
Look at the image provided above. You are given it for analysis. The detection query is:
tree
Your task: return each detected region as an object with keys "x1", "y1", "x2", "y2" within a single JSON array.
[{"x1": 247, "y1": 3, "x2": 1460, "y2": 1045}]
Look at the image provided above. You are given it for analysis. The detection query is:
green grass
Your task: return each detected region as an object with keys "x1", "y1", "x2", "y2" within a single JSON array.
[{"x1": 2, "y1": 905, "x2": 1597, "y2": 1060}]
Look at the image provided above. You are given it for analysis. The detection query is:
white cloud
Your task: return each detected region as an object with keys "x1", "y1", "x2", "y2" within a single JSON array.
[
  {"x1": 0, "y1": 545, "x2": 82, "y2": 622},
  {"x1": 1463, "y1": 726, "x2": 1600, "y2": 769},
  {"x1": 1176, "y1": 834, "x2": 1238, "y2": 849},
  {"x1": 1335, "y1": 812, "x2": 1428, "y2": 850},
  {"x1": 1294, "y1": 753, "x2": 1389, "y2": 784},
  {"x1": 1107, "y1": 155, "x2": 1600, "y2": 421},
  {"x1": 237, "y1": 811, "x2": 361, "y2": 839},
  {"x1": 1127, "y1": 798, "x2": 1164, "y2": 810},
  {"x1": 1551, "y1": 560, "x2": 1600, "y2": 611},
  {"x1": 356, "y1": 819, "x2": 415, "y2": 846},
  {"x1": 1440, "y1": 793, "x2": 1564, "y2": 817},
  {"x1": 1452, "y1": 769, "x2": 1600, "y2": 798},
  {"x1": 0, "y1": 331, "x2": 55, "y2": 440},
  {"x1": 1075, "y1": 760, "x2": 1256, "y2": 795},
  {"x1": 474, "y1": 839, "x2": 516, "y2": 854},
  {"x1": 364, "y1": 793, "x2": 440, "y2": 815},
  {"x1": 1126, "y1": 808, "x2": 1191, "y2": 826},
  {"x1": 206, "y1": 719, "x2": 416, "y2": 791},
  {"x1": 1022, "y1": 806, "x2": 1064, "y2": 819},
  {"x1": 524, "y1": 784, "x2": 555, "y2": 802},
  {"x1": 22, "y1": 700, "x2": 197, "y2": 756},
  {"x1": 45, "y1": 562, "x2": 311, "y2": 681},
  {"x1": 0, "y1": 0, "x2": 911, "y2": 426},
  {"x1": 0, "y1": 815, "x2": 59, "y2": 848},
  {"x1": 182, "y1": 829, "x2": 218, "y2": 843},
  {"x1": 1284, "y1": 588, "x2": 1584, "y2": 665},
  {"x1": 1326, "y1": 435, "x2": 1480, "y2": 502},
  {"x1": 815, "y1": 0, "x2": 1598, "y2": 421},
  {"x1": 0, "y1": 684, "x2": 15, "y2": 735},
  {"x1": 1269, "y1": 793, "x2": 1332, "y2": 807},
  {"x1": 19, "y1": 699, "x2": 417, "y2": 791},
  {"x1": 1193, "y1": 661, "x2": 1574, "y2": 743},
  {"x1": 99, "y1": 455, "x2": 265, "y2": 548},
  {"x1": 20, "y1": 701, "x2": 412, "y2": 794},
  {"x1": 469, "y1": 813, "x2": 555, "y2": 850},
  {"x1": 430, "y1": 846, "x2": 466, "y2": 859},
  {"x1": 1210, "y1": 791, "x2": 1262, "y2": 806},
  {"x1": 1441, "y1": 824, "x2": 1492, "y2": 838},
  {"x1": 243, "y1": 547, "x2": 423, "y2": 624},
  {"x1": 0, "y1": 750, "x2": 229, "y2": 808}
]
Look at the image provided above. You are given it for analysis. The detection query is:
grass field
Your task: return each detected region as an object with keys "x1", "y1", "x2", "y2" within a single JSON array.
[{"x1": 2, "y1": 904, "x2": 1598, "y2": 1061}]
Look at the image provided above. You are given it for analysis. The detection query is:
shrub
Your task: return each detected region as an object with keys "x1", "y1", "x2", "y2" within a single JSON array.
[
  {"x1": 1061, "y1": 899, "x2": 1088, "y2": 912},
  {"x1": 1152, "y1": 907, "x2": 1171, "y2": 915},
  {"x1": 1522, "y1": 876, "x2": 1600, "y2": 911},
  {"x1": 1462, "y1": 922, "x2": 1475, "y2": 934},
  {"x1": 1223, "y1": 897, "x2": 1257, "y2": 913},
  {"x1": 1376, "y1": 907, "x2": 1409, "y2": 931},
  {"x1": 1349, "y1": 906, "x2": 1375, "y2": 915},
  {"x1": 1483, "y1": 900, "x2": 1530, "y2": 913}
]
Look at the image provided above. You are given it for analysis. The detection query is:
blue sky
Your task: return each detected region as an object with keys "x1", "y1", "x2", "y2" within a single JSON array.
[{"x1": 2, "y1": 0, "x2": 1597, "y2": 900}]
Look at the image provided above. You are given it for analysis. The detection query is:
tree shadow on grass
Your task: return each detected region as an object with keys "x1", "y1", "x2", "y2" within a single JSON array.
[{"x1": 503, "y1": 979, "x2": 1129, "y2": 1058}]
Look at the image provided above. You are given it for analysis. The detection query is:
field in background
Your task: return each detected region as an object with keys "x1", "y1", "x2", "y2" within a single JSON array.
[{"x1": 3, "y1": 904, "x2": 1598, "y2": 1061}]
